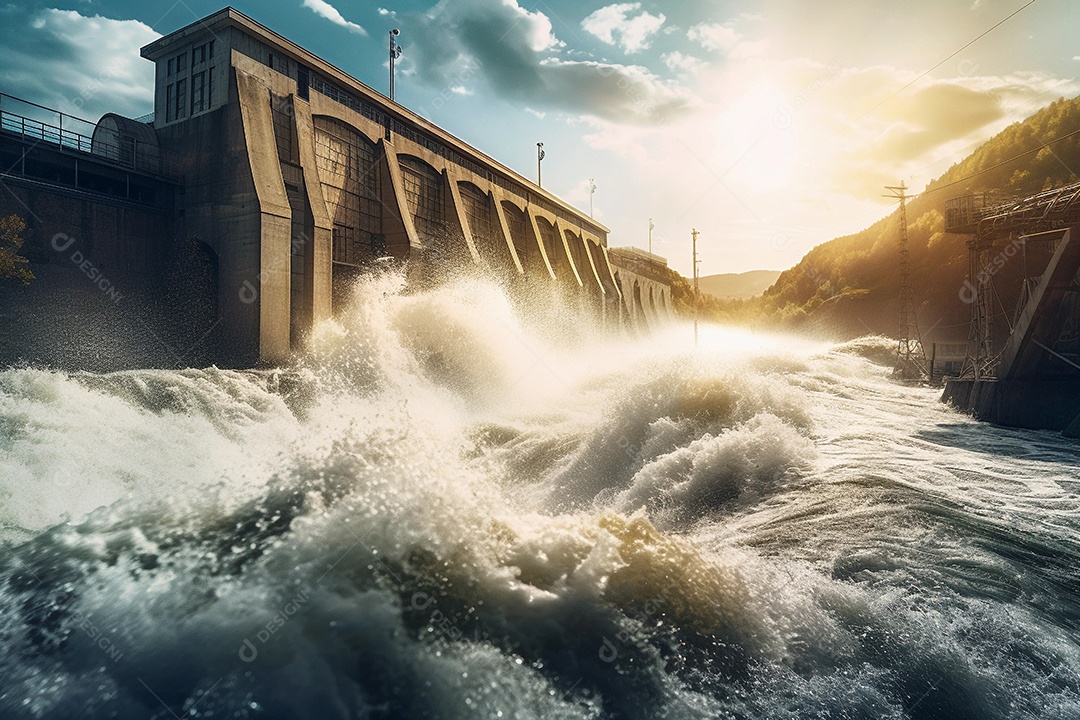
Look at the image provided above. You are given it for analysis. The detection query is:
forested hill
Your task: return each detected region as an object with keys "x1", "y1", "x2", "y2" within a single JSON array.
[{"x1": 747, "y1": 95, "x2": 1080, "y2": 344}]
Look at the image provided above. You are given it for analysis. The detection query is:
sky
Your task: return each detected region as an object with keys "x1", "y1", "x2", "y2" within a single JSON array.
[{"x1": 1, "y1": 0, "x2": 1078, "y2": 275}]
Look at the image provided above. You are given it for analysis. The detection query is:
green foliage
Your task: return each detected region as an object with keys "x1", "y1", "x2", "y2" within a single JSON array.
[
  {"x1": 662, "y1": 266, "x2": 753, "y2": 323},
  {"x1": 0, "y1": 214, "x2": 34, "y2": 286}
]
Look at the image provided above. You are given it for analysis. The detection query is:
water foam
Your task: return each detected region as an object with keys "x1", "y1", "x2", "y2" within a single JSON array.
[{"x1": 1, "y1": 271, "x2": 1077, "y2": 719}]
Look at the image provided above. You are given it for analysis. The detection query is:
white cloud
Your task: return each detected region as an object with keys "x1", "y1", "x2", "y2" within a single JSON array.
[
  {"x1": 524, "y1": 107, "x2": 547, "y2": 119},
  {"x1": 581, "y1": 3, "x2": 666, "y2": 54},
  {"x1": 302, "y1": 0, "x2": 367, "y2": 36},
  {"x1": 407, "y1": 0, "x2": 690, "y2": 124},
  {"x1": 687, "y1": 22, "x2": 740, "y2": 52},
  {"x1": 662, "y1": 51, "x2": 706, "y2": 75},
  {"x1": 0, "y1": 8, "x2": 158, "y2": 120}
]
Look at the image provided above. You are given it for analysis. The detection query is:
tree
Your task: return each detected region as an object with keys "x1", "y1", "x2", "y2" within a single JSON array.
[{"x1": 0, "y1": 214, "x2": 34, "y2": 285}]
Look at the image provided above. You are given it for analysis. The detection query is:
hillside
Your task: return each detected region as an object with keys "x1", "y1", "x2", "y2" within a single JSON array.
[
  {"x1": 736, "y1": 95, "x2": 1080, "y2": 346},
  {"x1": 698, "y1": 270, "x2": 781, "y2": 300}
]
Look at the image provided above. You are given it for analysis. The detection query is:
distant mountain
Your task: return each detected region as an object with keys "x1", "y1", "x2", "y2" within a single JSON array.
[
  {"x1": 737, "y1": 95, "x2": 1080, "y2": 345},
  {"x1": 698, "y1": 270, "x2": 781, "y2": 299}
]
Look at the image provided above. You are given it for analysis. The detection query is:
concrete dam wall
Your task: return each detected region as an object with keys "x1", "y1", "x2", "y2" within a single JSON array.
[{"x1": 0, "y1": 8, "x2": 672, "y2": 371}]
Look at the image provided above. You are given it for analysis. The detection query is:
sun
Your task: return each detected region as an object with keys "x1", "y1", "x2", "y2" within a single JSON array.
[{"x1": 714, "y1": 86, "x2": 799, "y2": 193}]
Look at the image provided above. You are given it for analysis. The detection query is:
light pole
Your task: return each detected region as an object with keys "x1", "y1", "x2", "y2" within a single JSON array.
[
  {"x1": 537, "y1": 142, "x2": 545, "y2": 187},
  {"x1": 389, "y1": 29, "x2": 402, "y2": 101},
  {"x1": 588, "y1": 178, "x2": 596, "y2": 217},
  {"x1": 648, "y1": 218, "x2": 654, "y2": 255}
]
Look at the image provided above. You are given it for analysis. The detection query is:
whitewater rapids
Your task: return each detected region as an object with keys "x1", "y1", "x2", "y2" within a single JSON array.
[{"x1": 0, "y1": 272, "x2": 1077, "y2": 719}]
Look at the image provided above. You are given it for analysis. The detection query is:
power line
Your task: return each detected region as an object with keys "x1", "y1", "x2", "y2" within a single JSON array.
[
  {"x1": 848, "y1": 0, "x2": 1037, "y2": 128},
  {"x1": 917, "y1": 125, "x2": 1080, "y2": 198}
]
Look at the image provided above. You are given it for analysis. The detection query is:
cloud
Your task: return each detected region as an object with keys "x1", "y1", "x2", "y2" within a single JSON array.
[
  {"x1": 0, "y1": 8, "x2": 158, "y2": 120},
  {"x1": 405, "y1": 0, "x2": 692, "y2": 125},
  {"x1": 662, "y1": 51, "x2": 707, "y2": 76},
  {"x1": 684, "y1": 20, "x2": 768, "y2": 61},
  {"x1": 581, "y1": 3, "x2": 666, "y2": 54},
  {"x1": 686, "y1": 22, "x2": 740, "y2": 52},
  {"x1": 302, "y1": 0, "x2": 367, "y2": 36},
  {"x1": 868, "y1": 83, "x2": 1005, "y2": 160},
  {"x1": 801, "y1": 65, "x2": 1080, "y2": 198}
]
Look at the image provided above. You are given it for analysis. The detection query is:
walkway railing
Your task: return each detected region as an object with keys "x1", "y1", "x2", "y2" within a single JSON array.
[{"x1": 0, "y1": 92, "x2": 178, "y2": 181}]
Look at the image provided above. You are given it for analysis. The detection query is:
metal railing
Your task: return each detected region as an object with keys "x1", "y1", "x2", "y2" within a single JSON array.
[
  {"x1": 0, "y1": 108, "x2": 92, "y2": 152},
  {"x1": 946, "y1": 181, "x2": 1080, "y2": 234},
  {"x1": 944, "y1": 191, "x2": 1009, "y2": 232},
  {"x1": 0, "y1": 92, "x2": 177, "y2": 180}
]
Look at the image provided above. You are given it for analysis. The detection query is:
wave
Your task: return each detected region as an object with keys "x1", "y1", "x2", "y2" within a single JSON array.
[{"x1": 1, "y1": 272, "x2": 1077, "y2": 719}]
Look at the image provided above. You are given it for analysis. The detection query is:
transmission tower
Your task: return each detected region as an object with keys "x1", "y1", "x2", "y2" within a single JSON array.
[
  {"x1": 963, "y1": 234, "x2": 996, "y2": 380},
  {"x1": 885, "y1": 182, "x2": 927, "y2": 379}
]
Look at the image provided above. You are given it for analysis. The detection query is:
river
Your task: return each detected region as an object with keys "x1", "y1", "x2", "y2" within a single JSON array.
[{"x1": 1, "y1": 272, "x2": 1077, "y2": 719}]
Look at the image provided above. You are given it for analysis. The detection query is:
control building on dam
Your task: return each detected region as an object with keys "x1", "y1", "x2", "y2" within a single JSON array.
[{"x1": 0, "y1": 7, "x2": 672, "y2": 369}]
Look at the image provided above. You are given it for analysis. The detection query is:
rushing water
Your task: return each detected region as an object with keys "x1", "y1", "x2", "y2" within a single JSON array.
[{"x1": 0, "y1": 272, "x2": 1077, "y2": 719}]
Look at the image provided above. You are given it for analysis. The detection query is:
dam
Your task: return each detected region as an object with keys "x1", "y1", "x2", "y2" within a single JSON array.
[{"x1": 0, "y1": 7, "x2": 671, "y2": 369}]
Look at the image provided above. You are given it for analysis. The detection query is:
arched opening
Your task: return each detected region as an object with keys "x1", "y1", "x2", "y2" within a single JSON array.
[
  {"x1": 313, "y1": 117, "x2": 383, "y2": 308},
  {"x1": 459, "y1": 181, "x2": 510, "y2": 269},
  {"x1": 564, "y1": 230, "x2": 596, "y2": 295},
  {"x1": 611, "y1": 269, "x2": 625, "y2": 327},
  {"x1": 458, "y1": 181, "x2": 490, "y2": 238},
  {"x1": 588, "y1": 240, "x2": 617, "y2": 299},
  {"x1": 502, "y1": 201, "x2": 535, "y2": 273},
  {"x1": 535, "y1": 217, "x2": 567, "y2": 280},
  {"x1": 399, "y1": 155, "x2": 462, "y2": 267},
  {"x1": 399, "y1": 155, "x2": 441, "y2": 241},
  {"x1": 633, "y1": 280, "x2": 648, "y2": 329}
]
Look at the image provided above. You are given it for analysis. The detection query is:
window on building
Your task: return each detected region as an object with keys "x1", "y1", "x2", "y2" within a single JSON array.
[
  {"x1": 271, "y1": 94, "x2": 294, "y2": 162},
  {"x1": 332, "y1": 225, "x2": 355, "y2": 264},
  {"x1": 297, "y1": 64, "x2": 309, "y2": 101},
  {"x1": 193, "y1": 43, "x2": 206, "y2": 66},
  {"x1": 209, "y1": 39, "x2": 215, "y2": 58},
  {"x1": 191, "y1": 71, "x2": 206, "y2": 114},
  {"x1": 268, "y1": 53, "x2": 290, "y2": 76},
  {"x1": 166, "y1": 82, "x2": 176, "y2": 122},
  {"x1": 175, "y1": 78, "x2": 187, "y2": 120},
  {"x1": 167, "y1": 57, "x2": 175, "y2": 76},
  {"x1": 176, "y1": 52, "x2": 187, "y2": 74},
  {"x1": 207, "y1": 66, "x2": 214, "y2": 110}
]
